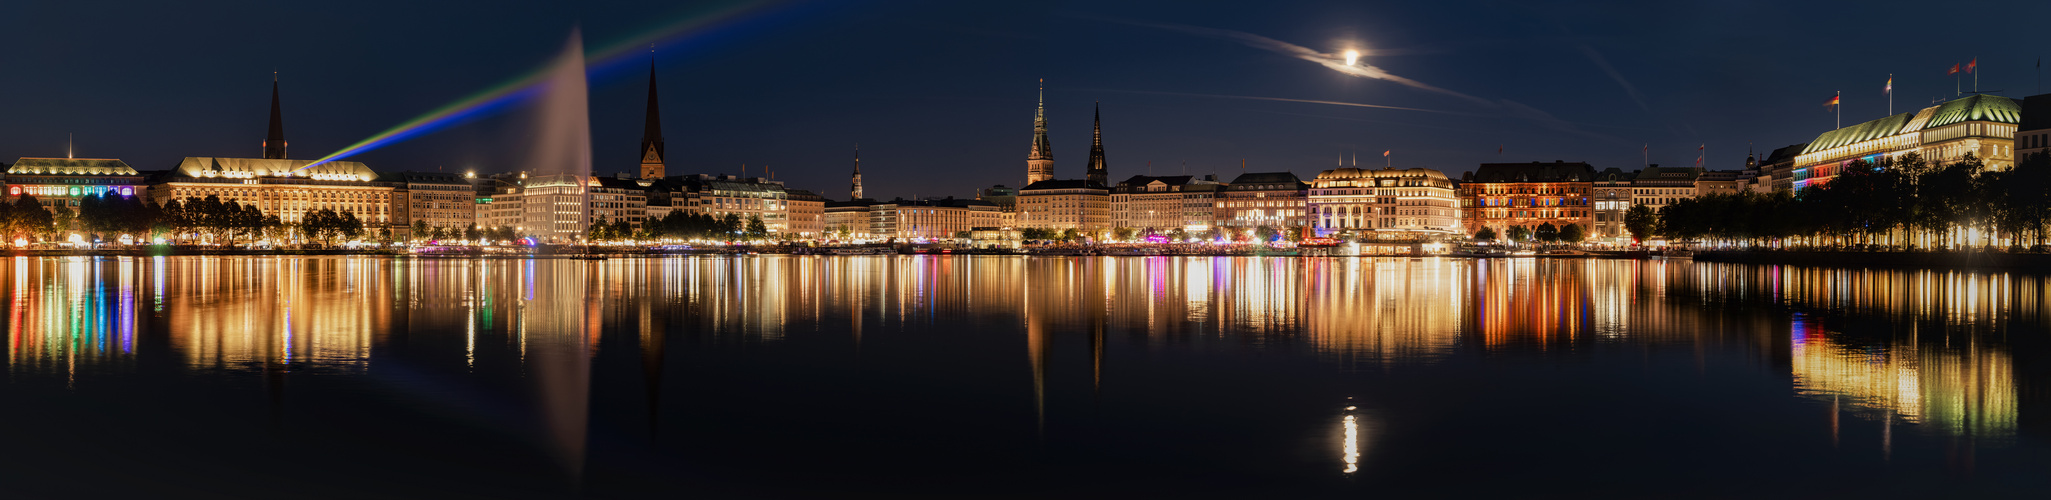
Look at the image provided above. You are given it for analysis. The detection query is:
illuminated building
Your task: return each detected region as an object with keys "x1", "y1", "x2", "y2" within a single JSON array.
[
  {"x1": 1591, "y1": 168, "x2": 1631, "y2": 242},
  {"x1": 2, "y1": 158, "x2": 146, "y2": 210},
  {"x1": 692, "y1": 174, "x2": 791, "y2": 234},
  {"x1": 474, "y1": 173, "x2": 525, "y2": 235},
  {"x1": 1307, "y1": 167, "x2": 1459, "y2": 239},
  {"x1": 1760, "y1": 143, "x2": 1806, "y2": 193},
  {"x1": 1218, "y1": 171, "x2": 1308, "y2": 231},
  {"x1": 1791, "y1": 94, "x2": 2018, "y2": 190},
  {"x1": 150, "y1": 80, "x2": 397, "y2": 231},
  {"x1": 1025, "y1": 81, "x2": 1054, "y2": 185},
  {"x1": 1109, "y1": 174, "x2": 1222, "y2": 233},
  {"x1": 1018, "y1": 180, "x2": 1109, "y2": 231},
  {"x1": 520, "y1": 174, "x2": 586, "y2": 241},
  {"x1": 849, "y1": 145, "x2": 864, "y2": 200},
  {"x1": 824, "y1": 199, "x2": 876, "y2": 240},
  {"x1": 784, "y1": 189, "x2": 825, "y2": 238},
  {"x1": 1458, "y1": 161, "x2": 1594, "y2": 238},
  {"x1": 587, "y1": 175, "x2": 650, "y2": 231},
  {"x1": 976, "y1": 185, "x2": 1018, "y2": 229},
  {"x1": 381, "y1": 171, "x2": 476, "y2": 238},
  {"x1": 1627, "y1": 164, "x2": 1700, "y2": 212}
]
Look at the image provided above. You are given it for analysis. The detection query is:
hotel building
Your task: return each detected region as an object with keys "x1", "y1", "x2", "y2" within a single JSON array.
[
  {"x1": 1108, "y1": 174, "x2": 1223, "y2": 232},
  {"x1": 3, "y1": 158, "x2": 147, "y2": 210},
  {"x1": 1790, "y1": 94, "x2": 2018, "y2": 190},
  {"x1": 1217, "y1": 171, "x2": 1309, "y2": 230},
  {"x1": 1307, "y1": 167, "x2": 1460, "y2": 239},
  {"x1": 1458, "y1": 161, "x2": 1596, "y2": 238}
]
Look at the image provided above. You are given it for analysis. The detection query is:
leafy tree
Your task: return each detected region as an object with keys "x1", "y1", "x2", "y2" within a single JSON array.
[
  {"x1": 1505, "y1": 225, "x2": 1532, "y2": 242},
  {"x1": 1623, "y1": 205, "x2": 1658, "y2": 244},
  {"x1": 1534, "y1": 222, "x2": 1559, "y2": 243},
  {"x1": 745, "y1": 215, "x2": 768, "y2": 241},
  {"x1": 1560, "y1": 223, "x2": 1586, "y2": 244},
  {"x1": 1474, "y1": 226, "x2": 1497, "y2": 242},
  {"x1": 412, "y1": 219, "x2": 430, "y2": 242}
]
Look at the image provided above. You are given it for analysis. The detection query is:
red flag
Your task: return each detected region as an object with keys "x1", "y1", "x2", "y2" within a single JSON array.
[
  {"x1": 1382, "y1": 150, "x2": 1390, "y2": 157},
  {"x1": 1967, "y1": 58, "x2": 1977, "y2": 73},
  {"x1": 1948, "y1": 63, "x2": 1960, "y2": 75}
]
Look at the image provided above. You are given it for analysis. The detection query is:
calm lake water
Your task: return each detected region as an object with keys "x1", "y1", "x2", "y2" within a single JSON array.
[{"x1": 1, "y1": 255, "x2": 2047, "y2": 498}]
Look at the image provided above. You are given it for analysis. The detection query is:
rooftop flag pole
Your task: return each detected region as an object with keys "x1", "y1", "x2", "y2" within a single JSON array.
[
  {"x1": 1886, "y1": 74, "x2": 1893, "y2": 116},
  {"x1": 1951, "y1": 62, "x2": 1961, "y2": 96}
]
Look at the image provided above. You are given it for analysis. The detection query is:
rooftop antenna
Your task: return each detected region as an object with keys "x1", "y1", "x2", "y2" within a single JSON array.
[{"x1": 67, "y1": 133, "x2": 73, "y2": 159}]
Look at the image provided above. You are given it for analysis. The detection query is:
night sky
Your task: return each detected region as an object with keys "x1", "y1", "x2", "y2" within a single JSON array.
[{"x1": 3, "y1": 0, "x2": 2046, "y2": 200}]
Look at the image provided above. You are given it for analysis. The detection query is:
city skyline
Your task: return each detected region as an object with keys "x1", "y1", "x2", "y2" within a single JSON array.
[{"x1": 5, "y1": 0, "x2": 2048, "y2": 201}]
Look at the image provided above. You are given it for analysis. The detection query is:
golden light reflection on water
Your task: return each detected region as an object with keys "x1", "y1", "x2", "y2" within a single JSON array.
[{"x1": 0, "y1": 255, "x2": 2035, "y2": 443}]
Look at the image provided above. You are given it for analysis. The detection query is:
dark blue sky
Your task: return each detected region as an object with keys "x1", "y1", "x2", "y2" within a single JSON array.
[{"x1": 3, "y1": 0, "x2": 2045, "y2": 200}]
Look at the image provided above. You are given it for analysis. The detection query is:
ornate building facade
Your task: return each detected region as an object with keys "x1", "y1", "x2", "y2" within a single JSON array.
[
  {"x1": 1307, "y1": 167, "x2": 1459, "y2": 239},
  {"x1": 1791, "y1": 94, "x2": 2018, "y2": 190},
  {"x1": 1458, "y1": 161, "x2": 1596, "y2": 238}
]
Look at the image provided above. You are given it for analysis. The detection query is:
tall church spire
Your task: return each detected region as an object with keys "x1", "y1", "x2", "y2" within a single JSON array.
[
  {"x1": 1086, "y1": 101, "x2": 1107, "y2": 186},
  {"x1": 1026, "y1": 79, "x2": 1054, "y2": 185},
  {"x1": 639, "y1": 56, "x2": 667, "y2": 179},
  {"x1": 851, "y1": 143, "x2": 865, "y2": 200},
  {"x1": 262, "y1": 76, "x2": 287, "y2": 159}
]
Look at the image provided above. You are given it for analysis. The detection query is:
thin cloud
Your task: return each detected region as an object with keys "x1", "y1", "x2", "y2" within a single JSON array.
[
  {"x1": 1079, "y1": 88, "x2": 1476, "y2": 116},
  {"x1": 1093, "y1": 18, "x2": 1495, "y2": 107}
]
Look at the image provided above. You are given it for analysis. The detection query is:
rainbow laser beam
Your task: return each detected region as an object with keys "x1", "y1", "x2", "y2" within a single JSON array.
[{"x1": 300, "y1": 0, "x2": 786, "y2": 170}]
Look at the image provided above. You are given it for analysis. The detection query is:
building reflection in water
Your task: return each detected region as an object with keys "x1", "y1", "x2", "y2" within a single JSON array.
[
  {"x1": 0, "y1": 255, "x2": 2036, "y2": 457},
  {"x1": 5, "y1": 257, "x2": 140, "y2": 382}
]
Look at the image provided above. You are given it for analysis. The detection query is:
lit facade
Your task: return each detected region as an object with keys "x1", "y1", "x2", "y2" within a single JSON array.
[
  {"x1": 1458, "y1": 161, "x2": 1595, "y2": 238},
  {"x1": 1218, "y1": 172, "x2": 1308, "y2": 230},
  {"x1": 1017, "y1": 180, "x2": 1109, "y2": 231},
  {"x1": 1308, "y1": 167, "x2": 1460, "y2": 239},
  {"x1": 383, "y1": 171, "x2": 476, "y2": 238},
  {"x1": 1109, "y1": 174, "x2": 1222, "y2": 232},
  {"x1": 152, "y1": 157, "x2": 395, "y2": 226},
  {"x1": 3, "y1": 158, "x2": 146, "y2": 210},
  {"x1": 1791, "y1": 94, "x2": 2018, "y2": 190}
]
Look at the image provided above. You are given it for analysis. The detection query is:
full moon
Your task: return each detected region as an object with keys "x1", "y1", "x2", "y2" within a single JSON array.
[{"x1": 1343, "y1": 50, "x2": 1359, "y2": 66}]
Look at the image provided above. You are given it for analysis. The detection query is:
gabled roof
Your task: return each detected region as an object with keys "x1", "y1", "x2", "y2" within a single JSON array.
[{"x1": 7, "y1": 158, "x2": 138, "y2": 175}]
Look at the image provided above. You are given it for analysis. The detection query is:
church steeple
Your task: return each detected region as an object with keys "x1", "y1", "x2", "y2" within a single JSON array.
[
  {"x1": 1086, "y1": 101, "x2": 1107, "y2": 186},
  {"x1": 851, "y1": 144, "x2": 864, "y2": 200},
  {"x1": 639, "y1": 57, "x2": 667, "y2": 179},
  {"x1": 1026, "y1": 79, "x2": 1054, "y2": 185},
  {"x1": 262, "y1": 76, "x2": 287, "y2": 159}
]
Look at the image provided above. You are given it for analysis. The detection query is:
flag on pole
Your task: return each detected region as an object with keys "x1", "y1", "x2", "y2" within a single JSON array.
[
  {"x1": 1967, "y1": 58, "x2": 1977, "y2": 73},
  {"x1": 1949, "y1": 63, "x2": 1961, "y2": 75},
  {"x1": 1695, "y1": 144, "x2": 1704, "y2": 167},
  {"x1": 1382, "y1": 150, "x2": 1390, "y2": 157},
  {"x1": 1885, "y1": 75, "x2": 1893, "y2": 94},
  {"x1": 1824, "y1": 94, "x2": 1840, "y2": 108}
]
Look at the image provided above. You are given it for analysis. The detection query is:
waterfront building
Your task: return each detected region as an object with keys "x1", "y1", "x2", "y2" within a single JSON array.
[
  {"x1": 1017, "y1": 180, "x2": 1109, "y2": 232},
  {"x1": 150, "y1": 80, "x2": 398, "y2": 236},
  {"x1": 1458, "y1": 161, "x2": 1595, "y2": 238},
  {"x1": 1217, "y1": 171, "x2": 1309, "y2": 231},
  {"x1": 878, "y1": 197, "x2": 998, "y2": 240},
  {"x1": 1791, "y1": 94, "x2": 2018, "y2": 190},
  {"x1": 2, "y1": 157, "x2": 146, "y2": 211},
  {"x1": 474, "y1": 173, "x2": 525, "y2": 236},
  {"x1": 2018, "y1": 93, "x2": 2051, "y2": 158},
  {"x1": 1025, "y1": 82, "x2": 1054, "y2": 186},
  {"x1": 693, "y1": 174, "x2": 791, "y2": 234},
  {"x1": 587, "y1": 175, "x2": 650, "y2": 231},
  {"x1": 1108, "y1": 174, "x2": 1222, "y2": 233},
  {"x1": 824, "y1": 199, "x2": 877, "y2": 240},
  {"x1": 1760, "y1": 143, "x2": 1806, "y2": 193},
  {"x1": 1628, "y1": 164, "x2": 1701, "y2": 212},
  {"x1": 382, "y1": 171, "x2": 477, "y2": 238},
  {"x1": 976, "y1": 185, "x2": 1018, "y2": 228},
  {"x1": 520, "y1": 174, "x2": 587, "y2": 242},
  {"x1": 1307, "y1": 167, "x2": 1459, "y2": 239},
  {"x1": 1591, "y1": 168, "x2": 1631, "y2": 242},
  {"x1": 785, "y1": 189, "x2": 825, "y2": 238}
]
